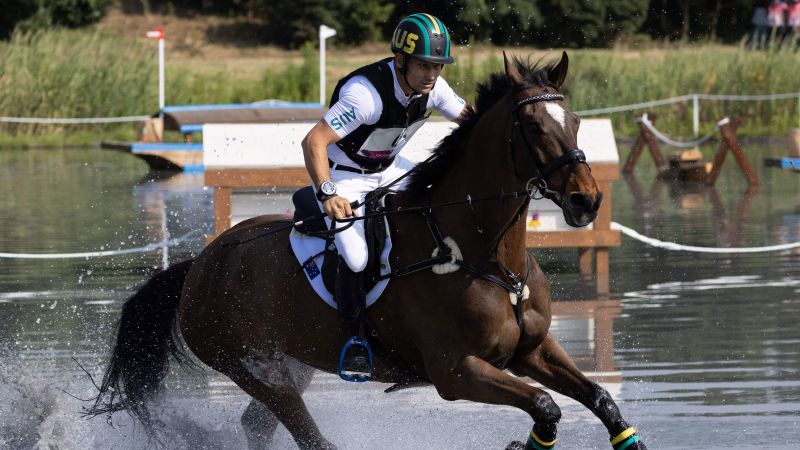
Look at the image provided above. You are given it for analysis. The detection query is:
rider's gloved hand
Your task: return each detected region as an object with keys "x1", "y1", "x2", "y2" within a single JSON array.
[{"x1": 322, "y1": 195, "x2": 359, "y2": 221}]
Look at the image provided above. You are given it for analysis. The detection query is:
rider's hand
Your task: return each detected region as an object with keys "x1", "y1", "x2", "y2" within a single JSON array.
[{"x1": 322, "y1": 195, "x2": 358, "y2": 221}]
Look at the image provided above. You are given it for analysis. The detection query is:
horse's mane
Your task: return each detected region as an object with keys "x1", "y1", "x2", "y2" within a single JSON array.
[{"x1": 402, "y1": 56, "x2": 558, "y2": 199}]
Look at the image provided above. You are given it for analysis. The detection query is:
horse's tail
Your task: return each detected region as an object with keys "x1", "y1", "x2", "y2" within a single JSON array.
[{"x1": 85, "y1": 259, "x2": 197, "y2": 432}]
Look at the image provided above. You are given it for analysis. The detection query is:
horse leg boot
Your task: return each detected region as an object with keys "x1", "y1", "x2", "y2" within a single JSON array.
[
  {"x1": 335, "y1": 256, "x2": 372, "y2": 380},
  {"x1": 509, "y1": 333, "x2": 647, "y2": 450}
]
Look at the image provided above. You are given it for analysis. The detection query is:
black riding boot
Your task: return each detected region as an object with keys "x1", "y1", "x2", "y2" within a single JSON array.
[{"x1": 335, "y1": 257, "x2": 372, "y2": 381}]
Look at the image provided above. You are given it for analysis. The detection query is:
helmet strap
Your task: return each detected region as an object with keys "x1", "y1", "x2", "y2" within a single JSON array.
[{"x1": 397, "y1": 53, "x2": 422, "y2": 97}]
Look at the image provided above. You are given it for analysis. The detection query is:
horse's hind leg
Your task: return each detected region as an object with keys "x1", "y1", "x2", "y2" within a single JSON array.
[
  {"x1": 231, "y1": 351, "x2": 334, "y2": 450},
  {"x1": 240, "y1": 358, "x2": 316, "y2": 449},
  {"x1": 509, "y1": 333, "x2": 647, "y2": 450}
]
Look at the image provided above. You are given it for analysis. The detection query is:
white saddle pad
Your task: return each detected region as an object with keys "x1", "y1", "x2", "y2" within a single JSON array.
[{"x1": 289, "y1": 228, "x2": 393, "y2": 309}]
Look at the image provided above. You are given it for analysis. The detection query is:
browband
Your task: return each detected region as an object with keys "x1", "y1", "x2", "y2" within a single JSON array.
[{"x1": 515, "y1": 93, "x2": 564, "y2": 109}]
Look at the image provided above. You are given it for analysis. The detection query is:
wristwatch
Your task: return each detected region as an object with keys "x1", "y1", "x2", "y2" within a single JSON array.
[{"x1": 316, "y1": 180, "x2": 337, "y2": 202}]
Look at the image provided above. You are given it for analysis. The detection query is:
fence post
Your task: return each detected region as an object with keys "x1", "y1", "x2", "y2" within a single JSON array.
[{"x1": 692, "y1": 94, "x2": 700, "y2": 137}]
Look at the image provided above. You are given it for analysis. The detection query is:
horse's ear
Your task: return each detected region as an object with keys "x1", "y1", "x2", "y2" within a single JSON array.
[
  {"x1": 548, "y1": 51, "x2": 569, "y2": 89},
  {"x1": 503, "y1": 51, "x2": 523, "y2": 86}
]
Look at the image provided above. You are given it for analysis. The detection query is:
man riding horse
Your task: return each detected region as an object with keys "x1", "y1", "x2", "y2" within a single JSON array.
[{"x1": 302, "y1": 13, "x2": 470, "y2": 380}]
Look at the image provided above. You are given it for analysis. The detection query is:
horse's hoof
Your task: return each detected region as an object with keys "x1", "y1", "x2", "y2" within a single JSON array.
[{"x1": 505, "y1": 441, "x2": 525, "y2": 450}]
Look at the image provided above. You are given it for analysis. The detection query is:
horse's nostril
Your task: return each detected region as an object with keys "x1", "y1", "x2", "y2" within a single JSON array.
[{"x1": 569, "y1": 193, "x2": 595, "y2": 211}]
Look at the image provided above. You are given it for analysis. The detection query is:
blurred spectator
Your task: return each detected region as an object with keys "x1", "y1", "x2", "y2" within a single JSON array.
[
  {"x1": 750, "y1": 2, "x2": 770, "y2": 48},
  {"x1": 789, "y1": 0, "x2": 800, "y2": 46},
  {"x1": 767, "y1": 0, "x2": 789, "y2": 43}
]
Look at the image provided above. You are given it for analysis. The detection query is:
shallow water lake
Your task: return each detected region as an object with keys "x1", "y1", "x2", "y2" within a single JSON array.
[{"x1": 0, "y1": 145, "x2": 798, "y2": 449}]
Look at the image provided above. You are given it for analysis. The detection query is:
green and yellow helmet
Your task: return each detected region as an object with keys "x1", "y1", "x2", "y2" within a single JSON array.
[{"x1": 391, "y1": 13, "x2": 454, "y2": 65}]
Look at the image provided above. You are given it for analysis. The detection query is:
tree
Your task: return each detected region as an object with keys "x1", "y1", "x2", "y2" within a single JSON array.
[
  {"x1": 641, "y1": 0, "x2": 759, "y2": 42},
  {"x1": 536, "y1": 0, "x2": 650, "y2": 47},
  {"x1": 0, "y1": 0, "x2": 38, "y2": 39},
  {"x1": 259, "y1": 0, "x2": 394, "y2": 48}
]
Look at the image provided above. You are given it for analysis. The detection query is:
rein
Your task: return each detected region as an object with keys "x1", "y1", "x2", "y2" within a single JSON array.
[{"x1": 221, "y1": 90, "x2": 591, "y2": 329}]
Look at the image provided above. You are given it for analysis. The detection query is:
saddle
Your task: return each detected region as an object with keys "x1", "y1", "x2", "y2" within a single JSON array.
[{"x1": 290, "y1": 186, "x2": 390, "y2": 300}]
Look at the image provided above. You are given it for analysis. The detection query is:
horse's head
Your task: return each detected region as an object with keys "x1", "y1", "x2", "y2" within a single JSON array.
[{"x1": 504, "y1": 52, "x2": 602, "y2": 227}]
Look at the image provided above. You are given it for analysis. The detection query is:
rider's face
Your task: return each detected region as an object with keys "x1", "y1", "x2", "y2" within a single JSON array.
[{"x1": 397, "y1": 56, "x2": 443, "y2": 95}]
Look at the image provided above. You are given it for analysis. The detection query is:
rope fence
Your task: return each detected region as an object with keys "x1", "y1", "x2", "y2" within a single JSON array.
[
  {"x1": 575, "y1": 91, "x2": 800, "y2": 136},
  {"x1": 0, "y1": 115, "x2": 150, "y2": 124},
  {"x1": 638, "y1": 113, "x2": 729, "y2": 148},
  {"x1": 0, "y1": 230, "x2": 202, "y2": 260},
  {"x1": 2, "y1": 225, "x2": 797, "y2": 260},
  {"x1": 612, "y1": 222, "x2": 800, "y2": 253},
  {"x1": 1, "y1": 91, "x2": 798, "y2": 130}
]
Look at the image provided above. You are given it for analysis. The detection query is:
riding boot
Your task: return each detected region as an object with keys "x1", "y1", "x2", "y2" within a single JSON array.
[{"x1": 335, "y1": 256, "x2": 372, "y2": 381}]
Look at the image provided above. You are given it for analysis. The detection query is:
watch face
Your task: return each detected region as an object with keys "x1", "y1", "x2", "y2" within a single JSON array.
[{"x1": 320, "y1": 181, "x2": 336, "y2": 196}]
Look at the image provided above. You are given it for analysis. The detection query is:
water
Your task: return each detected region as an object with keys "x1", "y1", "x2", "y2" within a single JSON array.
[{"x1": 0, "y1": 146, "x2": 798, "y2": 449}]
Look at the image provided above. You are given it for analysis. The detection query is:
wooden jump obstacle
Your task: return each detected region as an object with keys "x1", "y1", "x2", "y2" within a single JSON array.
[
  {"x1": 623, "y1": 113, "x2": 759, "y2": 188},
  {"x1": 203, "y1": 120, "x2": 621, "y2": 295},
  {"x1": 101, "y1": 103, "x2": 327, "y2": 172}
]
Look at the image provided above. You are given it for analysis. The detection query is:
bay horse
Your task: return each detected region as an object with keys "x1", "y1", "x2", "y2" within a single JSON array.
[{"x1": 88, "y1": 52, "x2": 647, "y2": 450}]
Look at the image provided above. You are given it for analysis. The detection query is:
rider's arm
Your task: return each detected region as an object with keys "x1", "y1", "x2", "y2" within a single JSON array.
[
  {"x1": 301, "y1": 120, "x2": 355, "y2": 220},
  {"x1": 431, "y1": 76, "x2": 471, "y2": 123},
  {"x1": 302, "y1": 120, "x2": 339, "y2": 192},
  {"x1": 455, "y1": 103, "x2": 474, "y2": 123},
  {"x1": 302, "y1": 77, "x2": 380, "y2": 219}
]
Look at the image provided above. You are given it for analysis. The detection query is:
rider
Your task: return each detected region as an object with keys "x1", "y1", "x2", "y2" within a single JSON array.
[{"x1": 302, "y1": 13, "x2": 469, "y2": 380}]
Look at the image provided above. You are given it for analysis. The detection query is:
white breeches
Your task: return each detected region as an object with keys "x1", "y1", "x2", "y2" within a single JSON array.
[{"x1": 317, "y1": 155, "x2": 415, "y2": 273}]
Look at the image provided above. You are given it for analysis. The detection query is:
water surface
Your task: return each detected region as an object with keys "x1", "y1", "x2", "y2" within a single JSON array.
[{"x1": 0, "y1": 145, "x2": 798, "y2": 449}]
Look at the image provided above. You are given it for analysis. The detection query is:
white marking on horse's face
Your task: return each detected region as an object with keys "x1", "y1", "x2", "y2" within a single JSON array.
[{"x1": 544, "y1": 102, "x2": 566, "y2": 129}]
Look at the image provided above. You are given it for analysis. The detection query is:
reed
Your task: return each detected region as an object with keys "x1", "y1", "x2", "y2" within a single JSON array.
[
  {"x1": 446, "y1": 44, "x2": 800, "y2": 138},
  {"x1": 1, "y1": 28, "x2": 798, "y2": 146}
]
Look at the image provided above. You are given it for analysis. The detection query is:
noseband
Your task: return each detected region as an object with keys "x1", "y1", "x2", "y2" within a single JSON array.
[{"x1": 511, "y1": 92, "x2": 588, "y2": 206}]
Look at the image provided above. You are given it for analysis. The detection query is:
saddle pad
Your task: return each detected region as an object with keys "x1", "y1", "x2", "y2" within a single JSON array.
[{"x1": 289, "y1": 228, "x2": 393, "y2": 309}]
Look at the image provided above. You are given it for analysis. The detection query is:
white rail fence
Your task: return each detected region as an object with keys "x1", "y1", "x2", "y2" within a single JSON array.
[{"x1": 2, "y1": 91, "x2": 799, "y2": 135}]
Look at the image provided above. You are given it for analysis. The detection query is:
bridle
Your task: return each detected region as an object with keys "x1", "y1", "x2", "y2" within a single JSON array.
[{"x1": 510, "y1": 91, "x2": 589, "y2": 208}]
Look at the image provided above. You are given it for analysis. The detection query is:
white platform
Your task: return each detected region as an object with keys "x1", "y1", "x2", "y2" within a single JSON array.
[{"x1": 204, "y1": 119, "x2": 619, "y2": 231}]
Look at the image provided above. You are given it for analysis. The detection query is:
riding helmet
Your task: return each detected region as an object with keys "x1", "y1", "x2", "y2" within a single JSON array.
[{"x1": 391, "y1": 13, "x2": 454, "y2": 65}]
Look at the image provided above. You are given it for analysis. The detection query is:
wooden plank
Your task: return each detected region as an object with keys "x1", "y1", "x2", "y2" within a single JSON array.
[
  {"x1": 213, "y1": 187, "x2": 232, "y2": 234},
  {"x1": 205, "y1": 168, "x2": 310, "y2": 188},
  {"x1": 578, "y1": 248, "x2": 593, "y2": 274},
  {"x1": 204, "y1": 164, "x2": 618, "y2": 189},
  {"x1": 135, "y1": 150, "x2": 203, "y2": 169},
  {"x1": 526, "y1": 230, "x2": 621, "y2": 248},
  {"x1": 586, "y1": 163, "x2": 619, "y2": 181}
]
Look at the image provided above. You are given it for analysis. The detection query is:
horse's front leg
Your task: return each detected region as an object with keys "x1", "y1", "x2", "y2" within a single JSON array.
[
  {"x1": 424, "y1": 353, "x2": 562, "y2": 450},
  {"x1": 508, "y1": 333, "x2": 647, "y2": 450}
]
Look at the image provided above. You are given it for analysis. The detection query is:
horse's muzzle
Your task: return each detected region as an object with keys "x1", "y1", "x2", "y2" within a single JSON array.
[{"x1": 563, "y1": 191, "x2": 603, "y2": 227}]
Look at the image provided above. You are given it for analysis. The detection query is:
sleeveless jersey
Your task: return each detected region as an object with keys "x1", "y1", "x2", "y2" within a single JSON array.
[{"x1": 325, "y1": 58, "x2": 465, "y2": 171}]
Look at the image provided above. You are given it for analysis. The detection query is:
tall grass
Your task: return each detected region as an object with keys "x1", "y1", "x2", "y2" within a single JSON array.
[
  {"x1": 1, "y1": 27, "x2": 798, "y2": 146},
  {"x1": 445, "y1": 44, "x2": 800, "y2": 138},
  {"x1": 0, "y1": 29, "x2": 317, "y2": 145}
]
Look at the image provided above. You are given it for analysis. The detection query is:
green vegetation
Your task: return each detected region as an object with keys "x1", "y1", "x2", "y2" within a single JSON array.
[
  {"x1": 0, "y1": 29, "x2": 319, "y2": 146},
  {"x1": 1, "y1": 26, "x2": 799, "y2": 147}
]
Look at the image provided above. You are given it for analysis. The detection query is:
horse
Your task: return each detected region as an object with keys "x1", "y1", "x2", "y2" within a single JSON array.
[{"x1": 88, "y1": 52, "x2": 647, "y2": 450}]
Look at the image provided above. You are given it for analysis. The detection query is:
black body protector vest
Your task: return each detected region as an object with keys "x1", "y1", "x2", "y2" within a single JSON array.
[{"x1": 329, "y1": 57, "x2": 431, "y2": 172}]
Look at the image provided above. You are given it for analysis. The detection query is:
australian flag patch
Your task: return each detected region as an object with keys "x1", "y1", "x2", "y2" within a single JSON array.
[{"x1": 303, "y1": 259, "x2": 321, "y2": 280}]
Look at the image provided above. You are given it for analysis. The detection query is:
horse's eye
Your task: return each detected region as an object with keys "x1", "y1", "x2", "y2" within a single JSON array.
[{"x1": 527, "y1": 122, "x2": 541, "y2": 133}]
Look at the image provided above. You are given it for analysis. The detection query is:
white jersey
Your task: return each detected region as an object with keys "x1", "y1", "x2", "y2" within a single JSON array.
[{"x1": 323, "y1": 60, "x2": 465, "y2": 166}]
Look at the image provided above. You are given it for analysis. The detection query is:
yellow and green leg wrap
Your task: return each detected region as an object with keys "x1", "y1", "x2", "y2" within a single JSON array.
[
  {"x1": 526, "y1": 430, "x2": 556, "y2": 450},
  {"x1": 610, "y1": 427, "x2": 641, "y2": 450}
]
